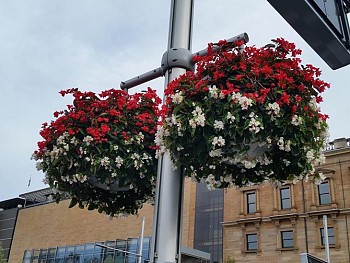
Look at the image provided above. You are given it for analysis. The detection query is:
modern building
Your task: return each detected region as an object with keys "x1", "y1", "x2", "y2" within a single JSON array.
[
  {"x1": 1, "y1": 178, "x2": 215, "y2": 263},
  {"x1": 223, "y1": 138, "x2": 350, "y2": 262},
  {"x1": 1, "y1": 138, "x2": 350, "y2": 263}
]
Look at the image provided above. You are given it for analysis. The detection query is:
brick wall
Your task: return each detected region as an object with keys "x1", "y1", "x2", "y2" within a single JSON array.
[{"x1": 9, "y1": 178, "x2": 196, "y2": 263}]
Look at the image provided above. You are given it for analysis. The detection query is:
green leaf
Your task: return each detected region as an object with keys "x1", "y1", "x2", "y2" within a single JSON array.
[{"x1": 69, "y1": 198, "x2": 78, "y2": 208}]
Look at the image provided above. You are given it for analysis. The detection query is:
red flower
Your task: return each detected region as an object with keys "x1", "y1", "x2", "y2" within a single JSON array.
[{"x1": 100, "y1": 124, "x2": 110, "y2": 134}]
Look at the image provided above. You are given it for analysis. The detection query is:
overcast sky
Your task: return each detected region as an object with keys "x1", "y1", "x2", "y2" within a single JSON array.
[{"x1": 1, "y1": 0, "x2": 349, "y2": 201}]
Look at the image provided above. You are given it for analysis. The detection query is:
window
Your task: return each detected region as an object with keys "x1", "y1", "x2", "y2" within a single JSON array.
[
  {"x1": 318, "y1": 182, "x2": 331, "y2": 205},
  {"x1": 280, "y1": 187, "x2": 291, "y2": 209},
  {"x1": 320, "y1": 227, "x2": 335, "y2": 246},
  {"x1": 281, "y1": 231, "x2": 294, "y2": 248},
  {"x1": 246, "y1": 234, "x2": 258, "y2": 251},
  {"x1": 246, "y1": 192, "x2": 256, "y2": 214}
]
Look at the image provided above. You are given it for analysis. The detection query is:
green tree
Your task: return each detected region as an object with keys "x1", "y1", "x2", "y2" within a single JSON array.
[{"x1": 0, "y1": 242, "x2": 7, "y2": 263}]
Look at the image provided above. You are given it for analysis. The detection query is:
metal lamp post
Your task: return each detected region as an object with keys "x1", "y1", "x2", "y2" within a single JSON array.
[{"x1": 121, "y1": 1, "x2": 248, "y2": 263}]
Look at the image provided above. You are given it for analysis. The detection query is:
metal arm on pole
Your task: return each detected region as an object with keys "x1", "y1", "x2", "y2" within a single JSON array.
[{"x1": 120, "y1": 32, "x2": 249, "y2": 90}]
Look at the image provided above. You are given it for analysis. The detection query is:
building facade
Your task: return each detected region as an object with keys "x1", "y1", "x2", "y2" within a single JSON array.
[
  {"x1": 4, "y1": 178, "x2": 210, "y2": 263},
  {"x1": 223, "y1": 138, "x2": 350, "y2": 263},
  {"x1": 2, "y1": 138, "x2": 350, "y2": 263}
]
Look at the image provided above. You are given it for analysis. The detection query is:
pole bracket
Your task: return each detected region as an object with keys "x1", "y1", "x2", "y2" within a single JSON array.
[{"x1": 161, "y1": 48, "x2": 195, "y2": 74}]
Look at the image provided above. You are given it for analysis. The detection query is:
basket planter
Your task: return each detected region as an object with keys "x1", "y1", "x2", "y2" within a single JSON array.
[
  {"x1": 158, "y1": 38, "x2": 329, "y2": 189},
  {"x1": 33, "y1": 88, "x2": 161, "y2": 216}
]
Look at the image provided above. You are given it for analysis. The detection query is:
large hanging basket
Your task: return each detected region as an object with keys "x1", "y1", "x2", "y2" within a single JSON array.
[
  {"x1": 158, "y1": 38, "x2": 330, "y2": 189},
  {"x1": 33, "y1": 88, "x2": 161, "y2": 216}
]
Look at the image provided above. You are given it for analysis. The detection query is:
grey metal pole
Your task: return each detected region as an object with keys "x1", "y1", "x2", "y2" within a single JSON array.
[
  {"x1": 138, "y1": 217, "x2": 145, "y2": 263},
  {"x1": 323, "y1": 215, "x2": 331, "y2": 263},
  {"x1": 150, "y1": 1, "x2": 194, "y2": 263}
]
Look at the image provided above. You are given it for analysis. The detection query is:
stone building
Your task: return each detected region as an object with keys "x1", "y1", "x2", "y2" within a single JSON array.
[
  {"x1": 1, "y1": 138, "x2": 350, "y2": 263},
  {"x1": 222, "y1": 138, "x2": 350, "y2": 263}
]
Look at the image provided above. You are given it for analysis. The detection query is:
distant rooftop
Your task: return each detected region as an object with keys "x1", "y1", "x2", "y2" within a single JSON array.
[
  {"x1": 0, "y1": 188, "x2": 55, "y2": 210},
  {"x1": 325, "y1": 137, "x2": 350, "y2": 151}
]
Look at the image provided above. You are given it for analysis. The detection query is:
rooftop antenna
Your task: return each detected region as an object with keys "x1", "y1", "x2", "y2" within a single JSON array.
[{"x1": 120, "y1": 1, "x2": 248, "y2": 263}]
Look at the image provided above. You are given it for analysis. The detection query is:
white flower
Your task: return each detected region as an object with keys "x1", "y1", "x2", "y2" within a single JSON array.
[
  {"x1": 171, "y1": 91, "x2": 184, "y2": 104},
  {"x1": 208, "y1": 85, "x2": 219, "y2": 99},
  {"x1": 283, "y1": 159, "x2": 291, "y2": 166},
  {"x1": 314, "y1": 173, "x2": 326, "y2": 185},
  {"x1": 248, "y1": 116, "x2": 263, "y2": 134},
  {"x1": 205, "y1": 174, "x2": 216, "y2": 189},
  {"x1": 291, "y1": 115, "x2": 303, "y2": 126},
  {"x1": 266, "y1": 102, "x2": 280, "y2": 116},
  {"x1": 284, "y1": 140, "x2": 291, "y2": 152},
  {"x1": 214, "y1": 120, "x2": 224, "y2": 130},
  {"x1": 101, "y1": 157, "x2": 110, "y2": 167},
  {"x1": 212, "y1": 136, "x2": 225, "y2": 147},
  {"x1": 238, "y1": 96, "x2": 253, "y2": 110},
  {"x1": 209, "y1": 149, "x2": 223, "y2": 157},
  {"x1": 306, "y1": 149, "x2": 315, "y2": 162},
  {"x1": 226, "y1": 112, "x2": 236, "y2": 123},
  {"x1": 83, "y1": 136, "x2": 94, "y2": 145},
  {"x1": 189, "y1": 106, "x2": 206, "y2": 128},
  {"x1": 70, "y1": 137, "x2": 79, "y2": 146},
  {"x1": 177, "y1": 146, "x2": 184, "y2": 152},
  {"x1": 219, "y1": 91, "x2": 225, "y2": 99},
  {"x1": 242, "y1": 160, "x2": 257, "y2": 169},
  {"x1": 309, "y1": 97, "x2": 318, "y2": 110},
  {"x1": 131, "y1": 153, "x2": 140, "y2": 160},
  {"x1": 115, "y1": 156, "x2": 123, "y2": 168}
]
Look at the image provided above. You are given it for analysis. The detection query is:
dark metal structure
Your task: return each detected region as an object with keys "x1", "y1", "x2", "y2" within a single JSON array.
[{"x1": 267, "y1": 0, "x2": 350, "y2": 69}]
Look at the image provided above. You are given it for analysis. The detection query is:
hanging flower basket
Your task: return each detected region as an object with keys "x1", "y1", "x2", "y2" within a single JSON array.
[
  {"x1": 33, "y1": 88, "x2": 161, "y2": 216},
  {"x1": 158, "y1": 38, "x2": 330, "y2": 189}
]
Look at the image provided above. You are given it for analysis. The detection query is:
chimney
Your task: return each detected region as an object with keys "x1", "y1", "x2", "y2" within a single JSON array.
[{"x1": 333, "y1": 138, "x2": 348, "y2": 149}]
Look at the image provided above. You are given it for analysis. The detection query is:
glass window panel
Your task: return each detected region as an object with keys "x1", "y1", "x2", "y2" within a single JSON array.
[
  {"x1": 84, "y1": 244, "x2": 95, "y2": 255},
  {"x1": 248, "y1": 203, "x2": 256, "y2": 213},
  {"x1": 320, "y1": 194, "x2": 331, "y2": 205},
  {"x1": 280, "y1": 188, "x2": 290, "y2": 199},
  {"x1": 280, "y1": 187, "x2": 291, "y2": 209},
  {"x1": 103, "y1": 254, "x2": 114, "y2": 263},
  {"x1": 318, "y1": 182, "x2": 329, "y2": 194},
  {"x1": 247, "y1": 192, "x2": 256, "y2": 203},
  {"x1": 247, "y1": 234, "x2": 257, "y2": 243},
  {"x1": 75, "y1": 245, "x2": 85, "y2": 253},
  {"x1": 57, "y1": 247, "x2": 66, "y2": 257},
  {"x1": 47, "y1": 248, "x2": 56, "y2": 258},
  {"x1": 39, "y1": 249, "x2": 48, "y2": 259},
  {"x1": 24, "y1": 250, "x2": 33, "y2": 259},
  {"x1": 283, "y1": 239, "x2": 294, "y2": 248},
  {"x1": 83, "y1": 254, "x2": 93, "y2": 263},
  {"x1": 281, "y1": 231, "x2": 294, "y2": 248},
  {"x1": 66, "y1": 245, "x2": 75, "y2": 256},
  {"x1": 33, "y1": 250, "x2": 40, "y2": 258},
  {"x1": 247, "y1": 192, "x2": 256, "y2": 214},
  {"x1": 246, "y1": 234, "x2": 257, "y2": 251},
  {"x1": 321, "y1": 227, "x2": 335, "y2": 245},
  {"x1": 329, "y1": 236, "x2": 335, "y2": 245},
  {"x1": 282, "y1": 199, "x2": 291, "y2": 209}
]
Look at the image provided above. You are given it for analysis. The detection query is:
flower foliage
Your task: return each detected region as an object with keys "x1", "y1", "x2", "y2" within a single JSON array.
[
  {"x1": 33, "y1": 88, "x2": 161, "y2": 216},
  {"x1": 158, "y1": 38, "x2": 329, "y2": 189}
]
